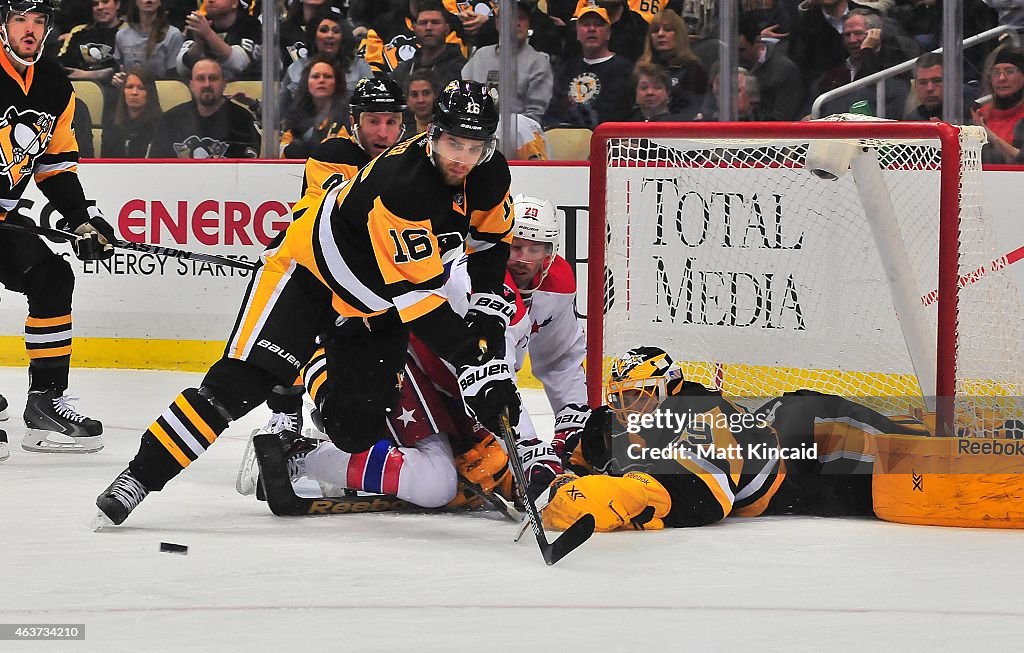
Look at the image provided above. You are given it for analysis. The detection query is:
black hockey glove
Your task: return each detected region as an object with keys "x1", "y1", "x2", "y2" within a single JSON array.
[
  {"x1": 58, "y1": 204, "x2": 116, "y2": 261},
  {"x1": 552, "y1": 403, "x2": 591, "y2": 466},
  {"x1": 464, "y1": 290, "x2": 516, "y2": 359},
  {"x1": 457, "y1": 355, "x2": 521, "y2": 434}
]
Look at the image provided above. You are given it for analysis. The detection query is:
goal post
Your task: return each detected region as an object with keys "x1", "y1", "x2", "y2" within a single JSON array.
[{"x1": 586, "y1": 118, "x2": 1024, "y2": 436}]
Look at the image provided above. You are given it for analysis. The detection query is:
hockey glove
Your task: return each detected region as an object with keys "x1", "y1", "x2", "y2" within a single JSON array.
[
  {"x1": 540, "y1": 472, "x2": 671, "y2": 532},
  {"x1": 457, "y1": 355, "x2": 521, "y2": 434},
  {"x1": 518, "y1": 437, "x2": 564, "y2": 500},
  {"x1": 454, "y1": 432, "x2": 513, "y2": 499},
  {"x1": 552, "y1": 403, "x2": 591, "y2": 466},
  {"x1": 464, "y1": 291, "x2": 516, "y2": 359},
  {"x1": 58, "y1": 204, "x2": 116, "y2": 261}
]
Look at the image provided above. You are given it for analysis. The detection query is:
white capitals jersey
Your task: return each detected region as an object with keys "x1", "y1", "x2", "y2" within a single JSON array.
[{"x1": 445, "y1": 255, "x2": 587, "y2": 439}]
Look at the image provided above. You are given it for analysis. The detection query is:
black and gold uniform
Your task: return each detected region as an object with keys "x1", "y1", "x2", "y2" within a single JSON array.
[
  {"x1": 0, "y1": 50, "x2": 99, "y2": 393},
  {"x1": 108, "y1": 104, "x2": 512, "y2": 514},
  {"x1": 546, "y1": 348, "x2": 925, "y2": 532},
  {"x1": 296, "y1": 133, "x2": 367, "y2": 213},
  {"x1": 360, "y1": 2, "x2": 467, "y2": 76}
]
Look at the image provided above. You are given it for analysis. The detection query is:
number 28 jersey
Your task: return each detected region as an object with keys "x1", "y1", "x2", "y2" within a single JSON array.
[{"x1": 267, "y1": 133, "x2": 513, "y2": 323}]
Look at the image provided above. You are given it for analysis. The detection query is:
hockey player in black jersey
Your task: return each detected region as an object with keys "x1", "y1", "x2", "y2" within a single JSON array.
[
  {"x1": 97, "y1": 80, "x2": 522, "y2": 525},
  {"x1": 0, "y1": 0, "x2": 117, "y2": 458},
  {"x1": 541, "y1": 347, "x2": 926, "y2": 531},
  {"x1": 293, "y1": 76, "x2": 408, "y2": 219}
]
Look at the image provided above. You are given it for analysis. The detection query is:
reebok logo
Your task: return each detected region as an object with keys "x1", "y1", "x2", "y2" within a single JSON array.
[
  {"x1": 256, "y1": 339, "x2": 302, "y2": 370},
  {"x1": 957, "y1": 438, "x2": 1024, "y2": 456}
]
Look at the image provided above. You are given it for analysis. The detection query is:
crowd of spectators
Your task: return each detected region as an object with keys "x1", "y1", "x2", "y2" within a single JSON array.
[{"x1": 49, "y1": 0, "x2": 1024, "y2": 161}]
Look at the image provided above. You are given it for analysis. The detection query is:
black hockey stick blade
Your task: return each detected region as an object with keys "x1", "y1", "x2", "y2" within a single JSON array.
[
  {"x1": 0, "y1": 220, "x2": 258, "y2": 271},
  {"x1": 494, "y1": 411, "x2": 594, "y2": 565}
]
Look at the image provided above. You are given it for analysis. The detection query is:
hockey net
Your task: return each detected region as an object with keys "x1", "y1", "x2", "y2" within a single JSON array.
[{"x1": 586, "y1": 117, "x2": 1024, "y2": 435}]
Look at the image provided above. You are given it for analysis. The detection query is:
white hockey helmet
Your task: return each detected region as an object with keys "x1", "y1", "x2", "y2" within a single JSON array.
[
  {"x1": 511, "y1": 194, "x2": 560, "y2": 293},
  {"x1": 513, "y1": 194, "x2": 559, "y2": 249}
]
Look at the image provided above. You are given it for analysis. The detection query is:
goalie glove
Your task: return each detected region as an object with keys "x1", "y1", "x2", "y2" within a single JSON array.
[
  {"x1": 58, "y1": 204, "x2": 116, "y2": 261},
  {"x1": 540, "y1": 472, "x2": 672, "y2": 532},
  {"x1": 464, "y1": 290, "x2": 516, "y2": 359},
  {"x1": 457, "y1": 355, "x2": 521, "y2": 434}
]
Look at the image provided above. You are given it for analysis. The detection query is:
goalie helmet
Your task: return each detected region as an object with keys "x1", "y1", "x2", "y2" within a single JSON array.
[
  {"x1": 0, "y1": 0, "x2": 56, "y2": 66},
  {"x1": 511, "y1": 194, "x2": 559, "y2": 294},
  {"x1": 607, "y1": 347, "x2": 684, "y2": 421}
]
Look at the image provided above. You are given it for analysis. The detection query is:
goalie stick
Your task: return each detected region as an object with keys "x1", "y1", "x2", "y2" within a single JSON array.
[
  {"x1": 0, "y1": 221, "x2": 259, "y2": 271},
  {"x1": 493, "y1": 410, "x2": 595, "y2": 565}
]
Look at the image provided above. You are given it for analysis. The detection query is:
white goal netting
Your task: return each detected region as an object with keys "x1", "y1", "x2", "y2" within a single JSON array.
[{"x1": 589, "y1": 119, "x2": 1024, "y2": 432}]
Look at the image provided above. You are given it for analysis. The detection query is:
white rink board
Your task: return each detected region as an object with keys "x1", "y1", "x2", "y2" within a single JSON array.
[{"x1": 1, "y1": 161, "x2": 1022, "y2": 346}]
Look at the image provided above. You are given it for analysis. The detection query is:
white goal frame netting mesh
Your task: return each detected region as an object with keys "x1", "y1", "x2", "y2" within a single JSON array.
[{"x1": 586, "y1": 118, "x2": 1024, "y2": 435}]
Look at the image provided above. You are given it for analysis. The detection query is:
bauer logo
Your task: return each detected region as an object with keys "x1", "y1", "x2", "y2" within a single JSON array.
[{"x1": 256, "y1": 339, "x2": 302, "y2": 370}]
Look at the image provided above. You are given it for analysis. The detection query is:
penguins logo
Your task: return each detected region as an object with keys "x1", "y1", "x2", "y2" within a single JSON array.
[
  {"x1": 569, "y1": 73, "x2": 601, "y2": 105},
  {"x1": 0, "y1": 107, "x2": 56, "y2": 187},
  {"x1": 173, "y1": 135, "x2": 230, "y2": 159}
]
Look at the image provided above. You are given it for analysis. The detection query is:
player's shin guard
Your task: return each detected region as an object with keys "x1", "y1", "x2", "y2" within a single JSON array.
[
  {"x1": 304, "y1": 433, "x2": 458, "y2": 508},
  {"x1": 128, "y1": 387, "x2": 231, "y2": 492}
]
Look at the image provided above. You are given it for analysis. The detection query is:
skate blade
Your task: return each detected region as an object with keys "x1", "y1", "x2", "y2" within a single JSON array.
[
  {"x1": 0, "y1": 444, "x2": 9, "y2": 462},
  {"x1": 0, "y1": 408, "x2": 8, "y2": 422},
  {"x1": 91, "y1": 510, "x2": 116, "y2": 532},
  {"x1": 235, "y1": 430, "x2": 259, "y2": 496},
  {"x1": 22, "y1": 429, "x2": 103, "y2": 454}
]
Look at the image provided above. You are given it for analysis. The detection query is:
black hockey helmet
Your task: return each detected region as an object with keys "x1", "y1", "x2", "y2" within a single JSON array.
[
  {"x1": 1, "y1": 0, "x2": 57, "y2": 65},
  {"x1": 349, "y1": 76, "x2": 407, "y2": 117},
  {"x1": 349, "y1": 77, "x2": 407, "y2": 154},
  {"x1": 1, "y1": 0, "x2": 56, "y2": 21},
  {"x1": 432, "y1": 79, "x2": 499, "y2": 141}
]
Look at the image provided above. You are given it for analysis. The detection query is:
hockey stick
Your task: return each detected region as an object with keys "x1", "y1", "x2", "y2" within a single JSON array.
[
  {"x1": 0, "y1": 220, "x2": 258, "y2": 271},
  {"x1": 493, "y1": 409, "x2": 595, "y2": 565},
  {"x1": 251, "y1": 432, "x2": 444, "y2": 516}
]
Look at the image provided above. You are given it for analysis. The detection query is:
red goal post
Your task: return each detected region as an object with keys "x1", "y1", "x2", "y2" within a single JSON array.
[{"x1": 586, "y1": 119, "x2": 1024, "y2": 436}]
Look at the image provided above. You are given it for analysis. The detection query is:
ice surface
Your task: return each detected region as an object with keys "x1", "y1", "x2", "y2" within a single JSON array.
[{"x1": 1, "y1": 368, "x2": 1022, "y2": 652}]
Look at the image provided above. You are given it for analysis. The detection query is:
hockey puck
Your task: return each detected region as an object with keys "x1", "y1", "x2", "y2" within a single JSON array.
[{"x1": 159, "y1": 542, "x2": 188, "y2": 555}]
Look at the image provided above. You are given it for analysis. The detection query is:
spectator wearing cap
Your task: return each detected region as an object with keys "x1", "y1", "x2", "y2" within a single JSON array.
[
  {"x1": 973, "y1": 46, "x2": 1024, "y2": 163},
  {"x1": 570, "y1": 0, "x2": 649, "y2": 63},
  {"x1": 461, "y1": 0, "x2": 553, "y2": 123},
  {"x1": 544, "y1": 3, "x2": 635, "y2": 128}
]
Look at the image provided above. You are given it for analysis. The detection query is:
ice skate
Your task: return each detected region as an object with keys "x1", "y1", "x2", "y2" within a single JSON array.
[
  {"x1": 22, "y1": 389, "x2": 103, "y2": 453},
  {"x1": 0, "y1": 430, "x2": 9, "y2": 462},
  {"x1": 0, "y1": 392, "x2": 9, "y2": 421},
  {"x1": 95, "y1": 467, "x2": 150, "y2": 526},
  {"x1": 236, "y1": 385, "x2": 304, "y2": 496}
]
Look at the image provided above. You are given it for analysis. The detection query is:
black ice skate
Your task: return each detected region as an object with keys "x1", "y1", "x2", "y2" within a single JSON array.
[
  {"x1": 95, "y1": 468, "x2": 150, "y2": 526},
  {"x1": 236, "y1": 385, "x2": 305, "y2": 496},
  {"x1": 0, "y1": 430, "x2": 8, "y2": 462},
  {"x1": 23, "y1": 389, "x2": 103, "y2": 453},
  {"x1": 0, "y1": 392, "x2": 9, "y2": 421}
]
